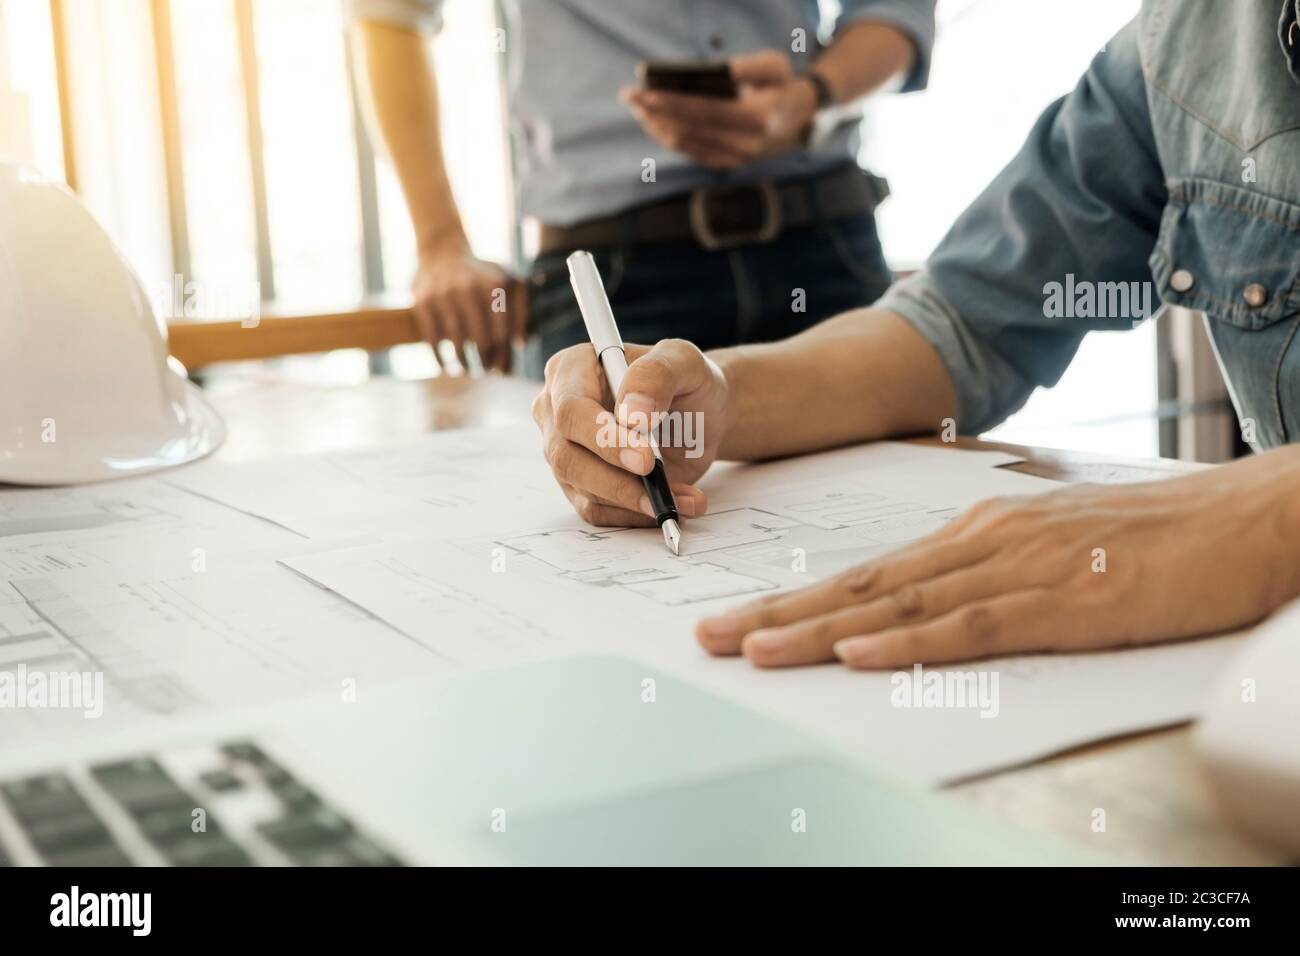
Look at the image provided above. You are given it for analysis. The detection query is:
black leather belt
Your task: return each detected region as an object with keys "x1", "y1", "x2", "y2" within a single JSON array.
[{"x1": 536, "y1": 164, "x2": 889, "y2": 254}]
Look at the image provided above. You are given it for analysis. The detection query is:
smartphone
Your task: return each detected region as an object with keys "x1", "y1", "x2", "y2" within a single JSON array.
[{"x1": 637, "y1": 61, "x2": 738, "y2": 99}]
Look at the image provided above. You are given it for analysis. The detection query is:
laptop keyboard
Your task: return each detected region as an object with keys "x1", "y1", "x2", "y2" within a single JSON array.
[{"x1": 0, "y1": 740, "x2": 403, "y2": 866}]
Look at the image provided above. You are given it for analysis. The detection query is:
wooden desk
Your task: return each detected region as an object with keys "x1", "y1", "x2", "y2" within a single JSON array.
[{"x1": 204, "y1": 369, "x2": 1285, "y2": 866}]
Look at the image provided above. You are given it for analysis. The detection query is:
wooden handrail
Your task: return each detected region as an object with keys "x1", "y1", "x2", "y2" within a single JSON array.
[{"x1": 167, "y1": 306, "x2": 421, "y2": 371}]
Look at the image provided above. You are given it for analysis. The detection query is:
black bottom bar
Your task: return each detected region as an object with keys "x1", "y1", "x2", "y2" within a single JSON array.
[{"x1": 2, "y1": 865, "x2": 1294, "y2": 940}]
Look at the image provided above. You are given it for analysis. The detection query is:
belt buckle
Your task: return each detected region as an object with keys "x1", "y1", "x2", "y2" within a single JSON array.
[{"x1": 688, "y1": 180, "x2": 781, "y2": 251}]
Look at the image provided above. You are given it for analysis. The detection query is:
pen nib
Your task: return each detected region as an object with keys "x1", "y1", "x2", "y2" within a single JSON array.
[{"x1": 661, "y1": 518, "x2": 682, "y2": 556}]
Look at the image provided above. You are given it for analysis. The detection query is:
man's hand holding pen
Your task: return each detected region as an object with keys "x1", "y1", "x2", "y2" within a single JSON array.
[{"x1": 531, "y1": 338, "x2": 725, "y2": 530}]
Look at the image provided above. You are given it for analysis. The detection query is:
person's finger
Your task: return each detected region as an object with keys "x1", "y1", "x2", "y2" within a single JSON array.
[
  {"x1": 468, "y1": 278, "x2": 498, "y2": 371},
  {"x1": 555, "y1": 472, "x2": 706, "y2": 528},
  {"x1": 411, "y1": 299, "x2": 445, "y2": 373},
  {"x1": 740, "y1": 561, "x2": 1019, "y2": 668},
  {"x1": 659, "y1": 142, "x2": 746, "y2": 169},
  {"x1": 729, "y1": 50, "x2": 790, "y2": 86},
  {"x1": 462, "y1": 340, "x2": 486, "y2": 376},
  {"x1": 544, "y1": 432, "x2": 656, "y2": 517},
  {"x1": 615, "y1": 339, "x2": 713, "y2": 436},
  {"x1": 544, "y1": 342, "x2": 609, "y2": 396},
  {"x1": 552, "y1": 383, "x2": 653, "y2": 476},
  {"x1": 656, "y1": 132, "x2": 751, "y2": 168},
  {"x1": 530, "y1": 386, "x2": 548, "y2": 428},
  {"x1": 557, "y1": 479, "x2": 656, "y2": 528},
  {"x1": 541, "y1": 363, "x2": 658, "y2": 507},
  {"x1": 477, "y1": 283, "x2": 512, "y2": 372},
  {"x1": 538, "y1": 343, "x2": 711, "y2": 524},
  {"x1": 505, "y1": 278, "x2": 529, "y2": 370},
  {"x1": 633, "y1": 109, "x2": 759, "y2": 157},
  {"x1": 668, "y1": 483, "x2": 706, "y2": 518},
  {"x1": 833, "y1": 589, "x2": 1057, "y2": 669},
  {"x1": 548, "y1": 345, "x2": 655, "y2": 468},
  {"x1": 454, "y1": 286, "x2": 490, "y2": 369},
  {"x1": 627, "y1": 110, "x2": 698, "y2": 158},
  {"x1": 696, "y1": 535, "x2": 993, "y2": 655},
  {"x1": 481, "y1": 327, "x2": 506, "y2": 374},
  {"x1": 431, "y1": 295, "x2": 468, "y2": 369},
  {"x1": 488, "y1": 276, "x2": 521, "y2": 371},
  {"x1": 625, "y1": 89, "x2": 764, "y2": 132},
  {"x1": 677, "y1": 125, "x2": 766, "y2": 158}
]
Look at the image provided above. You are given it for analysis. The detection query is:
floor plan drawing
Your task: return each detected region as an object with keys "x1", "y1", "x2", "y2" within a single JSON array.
[
  {"x1": 489, "y1": 508, "x2": 788, "y2": 607},
  {"x1": 0, "y1": 479, "x2": 294, "y2": 579},
  {"x1": 481, "y1": 490, "x2": 965, "y2": 608},
  {"x1": 761, "y1": 480, "x2": 963, "y2": 542}
]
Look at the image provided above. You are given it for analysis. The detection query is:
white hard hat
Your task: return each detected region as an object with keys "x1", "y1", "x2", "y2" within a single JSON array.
[{"x1": 0, "y1": 162, "x2": 225, "y2": 485}]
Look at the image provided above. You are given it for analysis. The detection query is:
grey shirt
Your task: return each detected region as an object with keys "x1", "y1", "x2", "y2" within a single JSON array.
[{"x1": 349, "y1": 0, "x2": 935, "y2": 226}]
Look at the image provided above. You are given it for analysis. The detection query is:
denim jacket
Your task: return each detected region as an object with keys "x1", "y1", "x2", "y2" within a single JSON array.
[{"x1": 880, "y1": 0, "x2": 1300, "y2": 448}]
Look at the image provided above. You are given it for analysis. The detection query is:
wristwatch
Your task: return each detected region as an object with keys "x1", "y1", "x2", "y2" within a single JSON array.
[
  {"x1": 799, "y1": 70, "x2": 836, "y2": 145},
  {"x1": 804, "y1": 70, "x2": 836, "y2": 110}
]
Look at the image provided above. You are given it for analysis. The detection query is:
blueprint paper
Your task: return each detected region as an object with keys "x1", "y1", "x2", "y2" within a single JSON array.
[
  {"x1": 0, "y1": 478, "x2": 294, "y2": 578},
  {"x1": 279, "y1": 440, "x2": 1241, "y2": 784},
  {"x1": 283, "y1": 528, "x2": 1241, "y2": 784},
  {"x1": 167, "y1": 425, "x2": 1024, "y2": 541},
  {"x1": 166, "y1": 426, "x2": 555, "y2": 539},
  {"x1": 0, "y1": 479, "x2": 443, "y2": 749},
  {"x1": 8, "y1": 434, "x2": 1015, "y2": 746},
  {"x1": 4, "y1": 426, "x2": 1233, "y2": 783}
]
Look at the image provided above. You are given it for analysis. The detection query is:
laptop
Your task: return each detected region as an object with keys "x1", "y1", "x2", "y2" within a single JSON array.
[{"x1": 0, "y1": 655, "x2": 1091, "y2": 866}]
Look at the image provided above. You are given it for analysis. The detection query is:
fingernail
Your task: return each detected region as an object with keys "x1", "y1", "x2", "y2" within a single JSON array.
[
  {"x1": 697, "y1": 615, "x2": 739, "y2": 639},
  {"x1": 619, "y1": 448, "x2": 647, "y2": 474},
  {"x1": 637, "y1": 495, "x2": 654, "y2": 517},
  {"x1": 833, "y1": 638, "x2": 877, "y2": 667},
  {"x1": 677, "y1": 496, "x2": 696, "y2": 516}
]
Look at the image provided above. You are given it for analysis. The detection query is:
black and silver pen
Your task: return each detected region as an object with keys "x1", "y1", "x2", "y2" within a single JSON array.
[{"x1": 567, "y1": 250, "x2": 683, "y2": 555}]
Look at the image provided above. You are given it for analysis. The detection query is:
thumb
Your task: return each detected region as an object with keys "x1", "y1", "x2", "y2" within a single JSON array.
[
  {"x1": 728, "y1": 49, "x2": 790, "y2": 86},
  {"x1": 616, "y1": 338, "x2": 709, "y2": 433}
]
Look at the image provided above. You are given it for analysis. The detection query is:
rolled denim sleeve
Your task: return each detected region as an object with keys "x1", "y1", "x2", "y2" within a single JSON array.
[
  {"x1": 836, "y1": 0, "x2": 936, "y2": 91},
  {"x1": 877, "y1": 21, "x2": 1168, "y2": 432},
  {"x1": 346, "y1": 0, "x2": 443, "y2": 34}
]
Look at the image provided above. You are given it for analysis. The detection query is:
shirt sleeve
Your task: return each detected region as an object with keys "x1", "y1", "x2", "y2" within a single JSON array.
[
  {"x1": 834, "y1": 0, "x2": 937, "y2": 92},
  {"x1": 876, "y1": 20, "x2": 1168, "y2": 432},
  {"x1": 346, "y1": 0, "x2": 444, "y2": 34}
]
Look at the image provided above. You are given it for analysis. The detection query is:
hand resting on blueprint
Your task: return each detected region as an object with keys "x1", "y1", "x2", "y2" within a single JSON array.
[
  {"x1": 534, "y1": 332, "x2": 1300, "y2": 671},
  {"x1": 696, "y1": 456, "x2": 1300, "y2": 669}
]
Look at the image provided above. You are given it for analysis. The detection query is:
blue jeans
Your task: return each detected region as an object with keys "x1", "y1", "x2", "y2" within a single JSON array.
[{"x1": 522, "y1": 210, "x2": 892, "y2": 378}]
